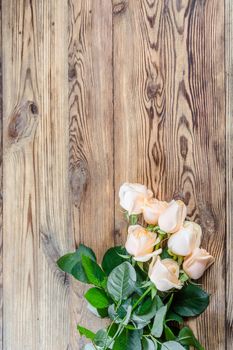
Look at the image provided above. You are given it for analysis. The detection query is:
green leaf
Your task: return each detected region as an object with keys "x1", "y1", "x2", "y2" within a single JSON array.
[
  {"x1": 102, "y1": 246, "x2": 128, "y2": 275},
  {"x1": 94, "y1": 329, "x2": 112, "y2": 348},
  {"x1": 135, "y1": 295, "x2": 163, "y2": 320},
  {"x1": 135, "y1": 265, "x2": 148, "y2": 285},
  {"x1": 161, "y1": 341, "x2": 186, "y2": 350},
  {"x1": 146, "y1": 224, "x2": 159, "y2": 230},
  {"x1": 125, "y1": 325, "x2": 137, "y2": 330},
  {"x1": 178, "y1": 327, "x2": 204, "y2": 350},
  {"x1": 132, "y1": 296, "x2": 163, "y2": 329},
  {"x1": 160, "y1": 247, "x2": 172, "y2": 260},
  {"x1": 108, "y1": 304, "x2": 120, "y2": 322},
  {"x1": 129, "y1": 214, "x2": 138, "y2": 225},
  {"x1": 164, "y1": 325, "x2": 176, "y2": 341},
  {"x1": 107, "y1": 323, "x2": 119, "y2": 338},
  {"x1": 166, "y1": 294, "x2": 174, "y2": 310},
  {"x1": 179, "y1": 273, "x2": 189, "y2": 283},
  {"x1": 151, "y1": 305, "x2": 167, "y2": 338},
  {"x1": 142, "y1": 338, "x2": 157, "y2": 350},
  {"x1": 113, "y1": 329, "x2": 142, "y2": 350},
  {"x1": 107, "y1": 262, "x2": 136, "y2": 302},
  {"x1": 57, "y1": 244, "x2": 96, "y2": 273},
  {"x1": 85, "y1": 287, "x2": 110, "y2": 309},
  {"x1": 113, "y1": 328, "x2": 127, "y2": 349},
  {"x1": 165, "y1": 311, "x2": 183, "y2": 324},
  {"x1": 96, "y1": 307, "x2": 108, "y2": 318},
  {"x1": 151, "y1": 285, "x2": 157, "y2": 299},
  {"x1": 136, "y1": 298, "x2": 153, "y2": 316},
  {"x1": 122, "y1": 305, "x2": 133, "y2": 325},
  {"x1": 77, "y1": 325, "x2": 95, "y2": 340},
  {"x1": 71, "y1": 262, "x2": 88, "y2": 283},
  {"x1": 108, "y1": 298, "x2": 132, "y2": 323},
  {"x1": 82, "y1": 255, "x2": 107, "y2": 288},
  {"x1": 173, "y1": 284, "x2": 209, "y2": 317},
  {"x1": 57, "y1": 244, "x2": 96, "y2": 283}
]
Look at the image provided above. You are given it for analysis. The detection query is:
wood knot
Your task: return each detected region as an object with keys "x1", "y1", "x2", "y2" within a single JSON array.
[
  {"x1": 70, "y1": 160, "x2": 89, "y2": 208},
  {"x1": 113, "y1": 1, "x2": 128, "y2": 15},
  {"x1": 148, "y1": 106, "x2": 154, "y2": 120},
  {"x1": 68, "y1": 65, "x2": 77, "y2": 81},
  {"x1": 30, "y1": 102, "x2": 38, "y2": 115},
  {"x1": 147, "y1": 81, "x2": 160, "y2": 99},
  {"x1": 7, "y1": 101, "x2": 39, "y2": 145},
  {"x1": 180, "y1": 135, "x2": 188, "y2": 160}
]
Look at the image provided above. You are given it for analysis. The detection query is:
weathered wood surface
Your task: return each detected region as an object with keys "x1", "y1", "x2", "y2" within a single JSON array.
[
  {"x1": 68, "y1": 0, "x2": 114, "y2": 348},
  {"x1": 2, "y1": 0, "x2": 41, "y2": 348},
  {"x1": 226, "y1": 0, "x2": 233, "y2": 347},
  {"x1": 114, "y1": 1, "x2": 226, "y2": 349},
  {"x1": 0, "y1": 1, "x2": 2, "y2": 347},
  {"x1": 0, "y1": 0, "x2": 230, "y2": 349},
  {"x1": 2, "y1": 0, "x2": 70, "y2": 349}
]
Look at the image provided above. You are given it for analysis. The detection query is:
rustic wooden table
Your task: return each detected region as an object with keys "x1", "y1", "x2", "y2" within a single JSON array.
[{"x1": 0, "y1": 0, "x2": 232, "y2": 349}]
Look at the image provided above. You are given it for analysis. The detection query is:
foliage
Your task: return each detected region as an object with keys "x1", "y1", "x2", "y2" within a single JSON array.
[{"x1": 57, "y1": 244, "x2": 209, "y2": 349}]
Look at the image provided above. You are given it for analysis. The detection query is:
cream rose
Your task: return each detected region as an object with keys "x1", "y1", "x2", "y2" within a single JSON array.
[
  {"x1": 158, "y1": 200, "x2": 187, "y2": 233},
  {"x1": 167, "y1": 221, "x2": 202, "y2": 256},
  {"x1": 183, "y1": 248, "x2": 214, "y2": 280},
  {"x1": 142, "y1": 198, "x2": 168, "y2": 225},
  {"x1": 125, "y1": 225, "x2": 161, "y2": 262},
  {"x1": 119, "y1": 183, "x2": 153, "y2": 215},
  {"x1": 149, "y1": 257, "x2": 182, "y2": 292}
]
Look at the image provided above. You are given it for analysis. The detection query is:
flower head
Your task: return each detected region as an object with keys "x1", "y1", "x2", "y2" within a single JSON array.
[
  {"x1": 168, "y1": 221, "x2": 202, "y2": 256},
  {"x1": 125, "y1": 225, "x2": 161, "y2": 262},
  {"x1": 158, "y1": 200, "x2": 187, "y2": 233},
  {"x1": 183, "y1": 248, "x2": 215, "y2": 280},
  {"x1": 149, "y1": 257, "x2": 182, "y2": 292},
  {"x1": 119, "y1": 183, "x2": 153, "y2": 215}
]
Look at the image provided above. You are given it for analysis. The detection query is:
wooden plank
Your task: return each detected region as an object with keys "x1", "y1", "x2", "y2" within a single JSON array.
[
  {"x1": 2, "y1": 0, "x2": 41, "y2": 348},
  {"x1": 0, "y1": 0, "x2": 3, "y2": 347},
  {"x1": 226, "y1": 0, "x2": 233, "y2": 347},
  {"x1": 37, "y1": 1, "x2": 71, "y2": 349},
  {"x1": 68, "y1": 0, "x2": 114, "y2": 347},
  {"x1": 113, "y1": 1, "x2": 225, "y2": 349},
  {"x1": 2, "y1": 1, "x2": 71, "y2": 349}
]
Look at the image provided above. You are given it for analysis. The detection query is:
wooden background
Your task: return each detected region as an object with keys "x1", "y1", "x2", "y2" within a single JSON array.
[{"x1": 0, "y1": 0, "x2": 232, "y2": 349}]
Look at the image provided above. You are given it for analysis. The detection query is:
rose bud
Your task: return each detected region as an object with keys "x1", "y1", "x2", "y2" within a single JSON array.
[
  {"x1": 167, "y1": 221, "x2": 202, "y2": 256},
  {"x1": 119, "y1": 183, "x2": 153, "y2": 215},
  {"x1": 125, "y1": 225, "x2": 161, "y2": 262},
  {"x1": 158, "y1": 200, "x2": 187, "y2": 233},
  {"x1": 149, "y1": 257, "x2": 182, "y2": 292},
  {"x1": 142, "y1": 198, "x2": 168, "y2": 225},
  {"x1": 183, "y1": 248, "x2": 215, "y2": 280}
]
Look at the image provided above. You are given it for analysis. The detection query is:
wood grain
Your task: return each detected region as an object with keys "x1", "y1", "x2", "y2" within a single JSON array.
[
  {"x1": 113, "y1": 1, "x2": 225, "y2": 349},
  {"x1": 37, "y1": 1, "x2": 71, "y2": 349},
  {"x1": 2, "y1": 1, "x2": 40, "y2": 348},
  {"x1": 2, "y1": 0, "x2": 71, "y2": 349},
  {"x1": 0, "y1": 0, "x2": 2, "y2": 347},
  {"x1": 68, "y1": 0, "x2": 114, "y2": 347},
  {"x1": 0, "y1": 0, "x2": 230, "y2": 349},
  {"x1": 226, "y1": 0, "x2": 233, "y2": 347}
]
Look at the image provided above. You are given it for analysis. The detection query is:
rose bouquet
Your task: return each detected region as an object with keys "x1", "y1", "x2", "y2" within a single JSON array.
[{"x1": 57, "y1": 183, "x2": 214, "y2": 350}]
